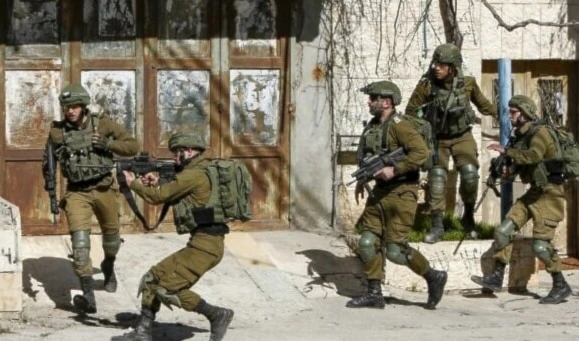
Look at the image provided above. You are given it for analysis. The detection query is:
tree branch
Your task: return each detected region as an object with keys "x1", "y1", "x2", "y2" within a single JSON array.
[
  {"x1": 439, "y1": 0, "x2": 463, "y2": 48},
  {"x1": 481, "y1": 0, "x2": 579, "y2": 32}
]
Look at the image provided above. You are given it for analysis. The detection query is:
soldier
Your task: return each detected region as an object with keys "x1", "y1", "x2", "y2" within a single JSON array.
[
  {"x1": 406, "y1": 43, "x2": 498, "y2": 244},
  {"x1": 471, "y1": 95, "x2": 572, "y2": 304},
  {"x1": 347, "y1": 81, "x2": 448, "y2": 310},
  {"x1": 112, "y1": 132, "x2": 234, "y2": 341},
  {"x1": 44, "y1": 83, "x2": 140, "y2": 313}
]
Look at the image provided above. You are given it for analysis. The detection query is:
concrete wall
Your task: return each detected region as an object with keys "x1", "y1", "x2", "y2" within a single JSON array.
[
  {"x1": 289, "y1": 1, "x2": 579, "y2": 245},
  {"x1": 0, "y1": 197, "x2": 22, "y2": 318}
]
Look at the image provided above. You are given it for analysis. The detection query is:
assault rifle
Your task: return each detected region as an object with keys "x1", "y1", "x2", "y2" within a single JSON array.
[
  {"x1": 81, "y1": 152, "x2": 176, "y2": 231},
  {"x1": 42, "y1": 143, "x2": 60, "y2": 222},
  {"x1": 452, "y1": 157, "x2": 504, "y2": 255},
  {"x1": 348, "y1": 148, "x2": 407, "y2": 195}
]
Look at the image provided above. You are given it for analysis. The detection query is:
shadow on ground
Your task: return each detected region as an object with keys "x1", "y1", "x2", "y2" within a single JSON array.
[{"x1": 296, "y1": 249, "x2": 366, "y2": 297}]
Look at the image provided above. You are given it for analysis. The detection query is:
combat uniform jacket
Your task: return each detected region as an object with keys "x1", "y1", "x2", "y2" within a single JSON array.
[
  {"x1": 506, "y1": 122, "x2": 562, "y2": 188},
  {"x1": 357, "y1": 113, "x2": 428, "y2": 188},
  {"x1": 47, "y1": 113, "x2": 139, "y2": 190},
  {"x1": 405, "y1": 75, "x2": 497, "y2": 137}
]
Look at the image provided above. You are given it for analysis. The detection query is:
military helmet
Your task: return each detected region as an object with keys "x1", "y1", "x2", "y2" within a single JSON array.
[
  {"x1": 432, "y1": 43, "x2": 463, "y2": 66},
  {"x1": 509, "y1": 95, "x2": 538, "y2": 120},
  {"x1": 359, "y1": 81, "x2": 402, "y2": 106},
  {"x1": 168, "y1": 132, "x2": 206, "y2": 151},
  {"x1": 59, "y1": 83, "x2": 91, "y2": 106}
]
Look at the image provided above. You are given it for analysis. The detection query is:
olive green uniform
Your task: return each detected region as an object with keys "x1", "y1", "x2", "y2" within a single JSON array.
[
  {"x1": 356, "y1": 114, "x2": 431, "y2": 280},
  {"x1": 130, "y1": 157, "x2": 227, "y2": 312},
  {"x1": 493, "y1": 123, "x2": 564, "y2": 273},
  {"x1": 406, "y1": 76, "x2": 498, "y2": 211},
  {"x1": 47, "y1": 114, "x2": 139, "y2": 276}
]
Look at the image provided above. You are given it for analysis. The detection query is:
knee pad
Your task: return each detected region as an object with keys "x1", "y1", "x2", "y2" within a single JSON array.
[
  {"x1": 71, "y1": 230, "x2": 91, "y2": 267},
  {"x1": 494, "y1": 219, "x2": 516, "y2": 250},
  {"x1": 102, "y1": 233, "x2": 122, "y2": 257},
  {"x1": 533, "y1": 239, "x2": 555, "y2": 267},
  {"x1": 459, "y1": 164, "x2": 479, "y2": 201},
  {"x1": 384, "y1": 243, "x2": 410, "y2": 266},
  {"x1": 358, "y1": 231, "x2": 379, "y2": 263},
  {"x1": 428, "y1": 167, "x2": 447, "y2": 201}
]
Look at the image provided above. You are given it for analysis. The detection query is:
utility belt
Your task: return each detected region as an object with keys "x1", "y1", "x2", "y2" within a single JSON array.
[
  {"x1": 375, "y1": 171, "x2": 419, "y2": 188},
  {"x1": 66, "y1": 173, "x2": 112, "y2": 191},
  {"x1": 436, "y1": 128, "x2": 471, "y2": 141},
  {"x1": 193, "y1": 223, "x2": 230, "y2": 236}
]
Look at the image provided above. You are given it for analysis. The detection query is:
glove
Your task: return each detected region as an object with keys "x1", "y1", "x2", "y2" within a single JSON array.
[{"x1": 92, "y1": 133, "x2": 110, "y2": 152}]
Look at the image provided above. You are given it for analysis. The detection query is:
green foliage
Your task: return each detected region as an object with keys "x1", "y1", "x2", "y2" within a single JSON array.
[{"x1": 409, "y1": 208, "x2": 495, "y2": 243}]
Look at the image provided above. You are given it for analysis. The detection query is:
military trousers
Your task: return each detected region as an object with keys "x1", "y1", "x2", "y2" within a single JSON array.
[
  {"x1": 495, "y1": 184, "x2": 565, "y2": 273},
  {"x1": 142, "y1": 233, "x2": 225, "y2": 311},
  {"x1": 356, "y1": 183, "x2": 430, "y2": 280},
  {"x1": 62, "y1": 181, "x2": 121, "y2": 276},
  {"x1": 429, "y1": 130, "x2": 480, "y2": 211}
]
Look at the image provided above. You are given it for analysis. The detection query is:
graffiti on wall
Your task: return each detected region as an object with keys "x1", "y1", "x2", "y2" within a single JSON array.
[
  {"x1": 5, "y1": 71, "x2": 61, "y2": 149},
  {"x1": 232, "y1": 0, "x2": 277, "y2": 54},
  {"x1": 83, "y1": 0, "x2": 136, "y2": 57},
  {"x1": 81, "y1": 71, "x2": 136, "y2": 134},
  {"x1": 8, "y1": 0, "x2": 59, "y2": 45},
  {"x1": 158, "y1": 0, "x2": 209, "y2": 57},
  {"x1": 157, "y1": 70, "x2": 211, "y2": 146},
  {"x1": 230, "y1": 70, "x2": 280, "y2": 146}
]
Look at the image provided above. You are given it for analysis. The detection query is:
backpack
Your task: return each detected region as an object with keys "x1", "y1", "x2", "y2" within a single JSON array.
[
  {"x1": 204, "y1": 159, "x2": 253, "y2": 222},
  {"x1": 542, "y1": 124, "x2": 579, "y2": 180},
  {"x1": 398, "y1": 114, "x2": 435, "y2": 171}
]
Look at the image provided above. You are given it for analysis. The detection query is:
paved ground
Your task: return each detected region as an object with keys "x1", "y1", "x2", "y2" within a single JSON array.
[{"x1": 1, "y1": 230, "x2": 578, "y2": 341}]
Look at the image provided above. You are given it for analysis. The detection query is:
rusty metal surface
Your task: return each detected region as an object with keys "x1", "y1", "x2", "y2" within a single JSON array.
[
  {"x1": 157, "y1": 70, "x2": 211, "y2": 147},
  {"x1": 1, "y1": 0, "x2": 291, "y2": 234},
  {"x1": 230, "y1": 69, "x2": 280, "y2": 146},
  {"x1": 81, "y1": 0, "x2": 137, "y2": 59},
  {"x1": 6, "y1": 0, "x2": 60, "y2": 58},
  {"x1": 244, "y1": 157, "x2": 281, "y2": 220},
  {"x1": 230, "y1": 0, "x2": 278, "y2": 57},
  {"x1": 157, "y1": 0, "x2": 210, "y2": 58},
  {"x1": 5, "y1": 70, "x2": 61, "y2": 149},
  {"x1": 4, "y1": 161, "x2": 60, "y2": 230}
]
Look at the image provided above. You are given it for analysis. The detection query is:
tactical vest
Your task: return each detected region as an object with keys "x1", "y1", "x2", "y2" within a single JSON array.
[
  {"x1": 510, "y1": 124, "x2": 552, "y2": 186},
  {"x1": 430, "y1": 73, "x2": 476, "y2": 136},
  {"x1": 357, "y1": 118, "x2": 391, "y2": 161},
  {"x1": 356, "y1": 113, "x2": 430, "y2": 174},
  {"x1": 56, "y1": 116, "x2": 114, "y2": 183}
]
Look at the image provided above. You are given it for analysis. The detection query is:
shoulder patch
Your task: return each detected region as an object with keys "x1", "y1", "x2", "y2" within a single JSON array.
[{"x1": 393, "y1": 116, "x2": 401, "y2": 124}]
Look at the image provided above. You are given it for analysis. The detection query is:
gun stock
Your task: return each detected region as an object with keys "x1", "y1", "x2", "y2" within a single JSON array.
[{"x1": 43, "y1": 144, "x2": 60, "y2": 220}]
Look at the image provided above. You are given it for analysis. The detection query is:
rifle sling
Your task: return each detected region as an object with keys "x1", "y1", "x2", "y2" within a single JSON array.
[{"x1": 119, "y1": 185, "x2": 154, "y2": 231}]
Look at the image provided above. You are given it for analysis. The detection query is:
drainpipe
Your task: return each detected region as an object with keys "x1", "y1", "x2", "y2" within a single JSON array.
[{"x1": 498, "y1": 58, "x2": 513, "y2": 220}]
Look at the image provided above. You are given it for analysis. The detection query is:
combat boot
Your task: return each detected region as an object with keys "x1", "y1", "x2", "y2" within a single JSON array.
[
  {"x1": 424, "y1": 268, "x2": 448, "y2": 309},
  {"x1": 346, "y1": 279, "x2": 385, "y2": 309},
  {"x1": 460, "y1": 203, "x2": 478, "y2": 239},
  {"x1": 540, "y1": 272, "x2": 572, "y2": 304},
  {"x1": 73, "y1": 276, "x2": 97, "y2": 314},
  {"x1": 471, "y1": 261, "x2": 506, "y2": 292},
  {"x1": 194, "y1": 300, "x2": 234, "y2": 341},
  {"x1": 424, "y1": 210, "x2": 444, "y2": 244},
  {"x1": 101, "y1": 256, "x2": 118, "y2": 293},
  {"x1": 111, "y1": 307, "x2": 155, "y2": 341}
]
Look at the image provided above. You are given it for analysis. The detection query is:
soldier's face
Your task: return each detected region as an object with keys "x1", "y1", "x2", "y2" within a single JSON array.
[
  {"x1": 64, "y1": 105, "x2": 84, "y2": 124},
  {"x1": 368, "y1": 95, "x2": 393, "y2": 115},
  {"x1": 432, "y1": 63, "x2": 451, "y2": 80},
  {"x1": 173, "y1": 148, "x2": 201, "y2": 165},
  {"x1": 508, "y1": 107, "x2": 524, "y2": 126}
]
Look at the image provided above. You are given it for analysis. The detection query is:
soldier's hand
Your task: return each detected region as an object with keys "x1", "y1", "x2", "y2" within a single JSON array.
[
  {"x1": 355, "y1": 182, "x2": 365, "y2": 205},
  {"x1": 123, "y1": 170, "x2": 136, "y2": 186},
  {"x1": 92, "y1": 133, "x2": 110, "y2": 152},
  {"x1": 141, "y1": 172, "x2": 159, "y2": 187},
  {"x1": 374, "y1": 166, "x2": 396, "y2": 182},
  {"x1": 487, "y1": 143, "x2": 505, "y2": 154}
]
